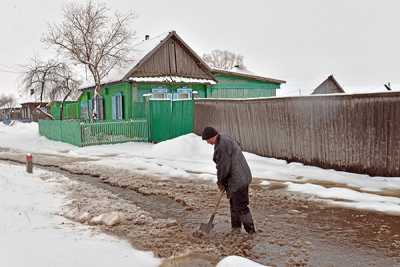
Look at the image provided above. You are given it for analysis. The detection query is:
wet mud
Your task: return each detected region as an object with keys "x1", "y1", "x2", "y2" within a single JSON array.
[{"x1": 1, "y1": 151, "x2": 400, "y2": 266}]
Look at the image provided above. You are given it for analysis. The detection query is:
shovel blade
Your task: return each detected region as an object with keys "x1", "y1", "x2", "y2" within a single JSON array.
[
  {"x1": 199, "y1": 214, "x2": 215, "y2": 234},
  {"x1": 199, "y1": 222, "x2": 213, "y2": 233}
]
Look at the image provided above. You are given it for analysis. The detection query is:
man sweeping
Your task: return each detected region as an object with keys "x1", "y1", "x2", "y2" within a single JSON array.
[{"x1": 202, "y1": 126, "x2": 256, "y2": 234}]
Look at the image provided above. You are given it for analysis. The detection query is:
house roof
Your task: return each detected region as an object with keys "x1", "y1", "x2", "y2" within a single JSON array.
[
  {"x1": 80, "y1": 31, "x2": 286, "y2": 89},
  {"x1": 123, "y1": 31, "x2": 216, "y2": 82},
  {"x1": 312, "y1": 75, "x2": 345, "y2": 94},
  {"x1": 211, "y1": 68, "x2": 286, "y2": 84},
  {"x1": 80, "y1": 31, "x2": 217, "y2": 90}
]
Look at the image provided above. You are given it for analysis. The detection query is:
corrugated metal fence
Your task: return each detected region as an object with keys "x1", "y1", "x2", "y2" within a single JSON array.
[{"x1": 194, "y1": 92, "x2": 400, "y2": 177}]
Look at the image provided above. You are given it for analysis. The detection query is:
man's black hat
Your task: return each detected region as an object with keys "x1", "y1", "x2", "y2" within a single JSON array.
[{"x1": 202, "y1": 126, "x2": 218, "y2": 140}]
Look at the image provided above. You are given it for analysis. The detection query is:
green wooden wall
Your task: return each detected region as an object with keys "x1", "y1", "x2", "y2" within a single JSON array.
[
  {"x1": 208, "y1": 73, "x2": 280, "y2": 98},
  {"x1": 79, "y1": 81, "x2": 205, "y2": 121},
  {"x1": 103, "y1": 82, "x2": 132, "y2": 120},
  {"x1": 50, "y1": 101, "x2": 80, "y2": 120},
  {"x1": 80, "y1": 82, "x2": 132, "y2": 120},
  {"x1": 77, "y1": 75, "x2": 278, "y2": 123}
]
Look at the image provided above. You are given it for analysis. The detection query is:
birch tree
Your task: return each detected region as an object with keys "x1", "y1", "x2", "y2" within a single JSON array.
[
  {"x1": 43, "y1": 0, "x2": 135, "y2": 119},
  {"x1": 202, "y1": 49, "x2": 245, "y2": 70}
]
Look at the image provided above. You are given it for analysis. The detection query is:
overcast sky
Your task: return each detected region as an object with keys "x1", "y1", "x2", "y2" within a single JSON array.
[{"x1": 1, "y1": 0, "x2": 399, "y2": 97}]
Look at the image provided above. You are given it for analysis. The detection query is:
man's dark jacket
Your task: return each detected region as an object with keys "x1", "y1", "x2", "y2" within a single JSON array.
[{"x1": 213, "y1": 134, "x2": 252, "y2": 196}]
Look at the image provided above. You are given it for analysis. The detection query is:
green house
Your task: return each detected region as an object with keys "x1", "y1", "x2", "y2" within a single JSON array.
[{"x1": 77, "y1": 31, "x2": 285, "y2": 121}]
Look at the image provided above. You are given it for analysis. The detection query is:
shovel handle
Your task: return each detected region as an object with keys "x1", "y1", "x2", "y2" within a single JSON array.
[{"x1": 211, "y1": 190, "x2": 225, "y2": 215}]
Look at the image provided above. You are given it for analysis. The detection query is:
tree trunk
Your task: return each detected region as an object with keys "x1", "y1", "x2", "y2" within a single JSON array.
[
  {"x1": 60, "y1": 89, "x2": 72, "y2": 121},
  {"x1": 88, "y1": 66, "x2": 101, "y2": 121}
]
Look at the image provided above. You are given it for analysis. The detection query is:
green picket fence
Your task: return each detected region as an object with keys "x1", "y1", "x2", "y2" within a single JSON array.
[
  {"x1": 39, "y1": 119, "x2": 148, "y2": 147},
  {"x1": 80, "y1": 120, "x2": 148, "y2": 146},
  {"x1": 39, "y1": 99, "x2": 193, "y2": 146}
]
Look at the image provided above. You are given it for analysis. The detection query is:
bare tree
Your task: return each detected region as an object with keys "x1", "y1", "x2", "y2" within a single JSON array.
[
  {"x1": 22, "y1": 57, "x2": 65, "y2": 103},
  {"x1": 51, "y1": 65, "x2": 81, "y2": 120},
  {"x1": 202, "y1": 49, "x2": 245, "y2": 70},
  {"x1": 43, "y1": 0, "x2": 135, "y2": 118},
  {"x1": 0, "y1": 94, "x2": 15, "y2": 109},
  {"x1": 22, "y1": 58, "x2": 81, "y2": 119},
  {"x1": 0, "y1": 94, "x2": 16, "y2": 120}
]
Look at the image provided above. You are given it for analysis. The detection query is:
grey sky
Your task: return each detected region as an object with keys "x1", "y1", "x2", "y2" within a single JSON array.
[{"x1": 0, "y1": 0, "x2": 399, "y2": 97}]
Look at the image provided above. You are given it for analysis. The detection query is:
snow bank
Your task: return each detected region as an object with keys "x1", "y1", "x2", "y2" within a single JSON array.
[
  {"x1": 0, "y1": 162, "x2": 161, "y2": 267},
  {"x1": 2, "y1": 122, "x2": 400, "y2": 216},
  {"x1": 286, "y1": 182, "x2": 400, "y2": 215},
  {"x1": 0, "y1": 121, "x2": 74, "y2": 154},
  {"x1": 150, "y1": 133, "x2": 213, "y2": 160}
]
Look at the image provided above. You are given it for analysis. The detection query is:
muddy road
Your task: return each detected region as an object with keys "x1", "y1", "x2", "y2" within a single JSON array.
[{"x1": 1, "y1": 151, "x2": 400, "y2": 267}]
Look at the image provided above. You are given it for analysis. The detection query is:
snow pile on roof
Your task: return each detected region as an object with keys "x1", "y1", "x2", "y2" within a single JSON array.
[
  {"x1": 79, "y1": 65, "x2": 128, "y2": 89},
  {"x1": 16, "y1": 92, "x2": 41, "y2": 106},
  {"x1": 212, "y1": 65, "x2": 256, "y2": 76},
  {"x1": 229, "y1": 65, "x2": 255, "y2": 75},
  {"x1": 129, "y1": 76, "x2": 216, "y2": 84},
  {"x1": 131, "y1": 32, "x2": 171, "y2": 66},
  {"x1": 79, "y1": 32, "x2": 171, "y2": 89}
]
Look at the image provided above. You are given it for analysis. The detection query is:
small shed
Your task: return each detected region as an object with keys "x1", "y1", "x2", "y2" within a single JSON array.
[
  {"x1": 312, "y1": 75, "x2": 345, "y2": 95},
  {"x1": 20, "y1": 102, "x2": 49, "y2": 122}
]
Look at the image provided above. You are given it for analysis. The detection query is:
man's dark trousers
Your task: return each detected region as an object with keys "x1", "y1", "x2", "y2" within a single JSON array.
[{"x1": 229, "y1": 185, "x2": 255, "y2": 233}]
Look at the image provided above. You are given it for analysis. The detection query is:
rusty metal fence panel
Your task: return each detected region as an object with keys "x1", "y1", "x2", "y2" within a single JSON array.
[{"x1": 194, "y1": 92, "x2": 400, "y2": 177}]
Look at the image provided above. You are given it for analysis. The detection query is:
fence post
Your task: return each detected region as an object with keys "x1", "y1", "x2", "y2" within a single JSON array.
[
  {"x1": 26, "y1": 153, "x2": 33, "y2": 173},
  {"x1": 144, "y1": 94, "x2": 152, "y2": 142}
]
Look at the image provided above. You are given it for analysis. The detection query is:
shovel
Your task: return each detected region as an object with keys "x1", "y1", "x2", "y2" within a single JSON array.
[{"x1": 199, "y1": 190, "x2": 225, "y2": 234}]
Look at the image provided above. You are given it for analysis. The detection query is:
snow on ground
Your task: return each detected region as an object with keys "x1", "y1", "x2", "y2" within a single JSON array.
[
  {"x1": 2, "y1": 122, "x2": 400, "y2": 216},
  {"x1": 0, "y1": 162, "x2": 161, "y2": 267},
  {"x1": 286, "y1": 182, "x2": 400, "y2": 215},
  {"x1": 0, "y1": 154, "x2": 269, "y2": 267},
  {"x1": 216, "y1": 256, "x2": 268, "y2": 267}
]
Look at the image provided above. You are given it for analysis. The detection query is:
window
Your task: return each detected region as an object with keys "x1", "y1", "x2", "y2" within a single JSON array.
[
  {"x1": 151, "y1": 88, "x2": 170, "y2": 99},
  {"x1": 112, "y1": 93, "x2": 123, "y2": 120},
  {"x1": 174, "y1": 87, "x2": 192, "y2": 100}
]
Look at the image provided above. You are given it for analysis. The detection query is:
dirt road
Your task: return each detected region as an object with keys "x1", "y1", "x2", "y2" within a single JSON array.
[{"x1": 1, "y1": 150, "x2": 400, "y2": 267}]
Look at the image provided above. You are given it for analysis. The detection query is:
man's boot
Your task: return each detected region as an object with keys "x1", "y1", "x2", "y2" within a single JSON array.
[
  {"x1": 231, "y1": 227, "x2": 241, "y2": 234},
  {"x1": 241, "y1": 211, "x2": 256, "y2": 234}
]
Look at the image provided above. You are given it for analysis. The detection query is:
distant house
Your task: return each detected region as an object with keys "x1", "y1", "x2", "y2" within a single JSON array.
[
  {"x1": 312, "y1": 75, "x2": 345, "y2": 95},
  {"x1": 0, "y1": 107, "x2": 21, "y2": 121},
  {"x1": 20, "y1": 102, "x2": 49, "y2": 122},
  {"x1": 77, "y1": 31, "x2": 286, "y2": 121}
]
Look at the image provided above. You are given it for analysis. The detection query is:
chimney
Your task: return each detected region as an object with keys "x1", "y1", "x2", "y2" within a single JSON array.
[{"x1": 145, "y1": 35, "x2": 150, "y2": 40}]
